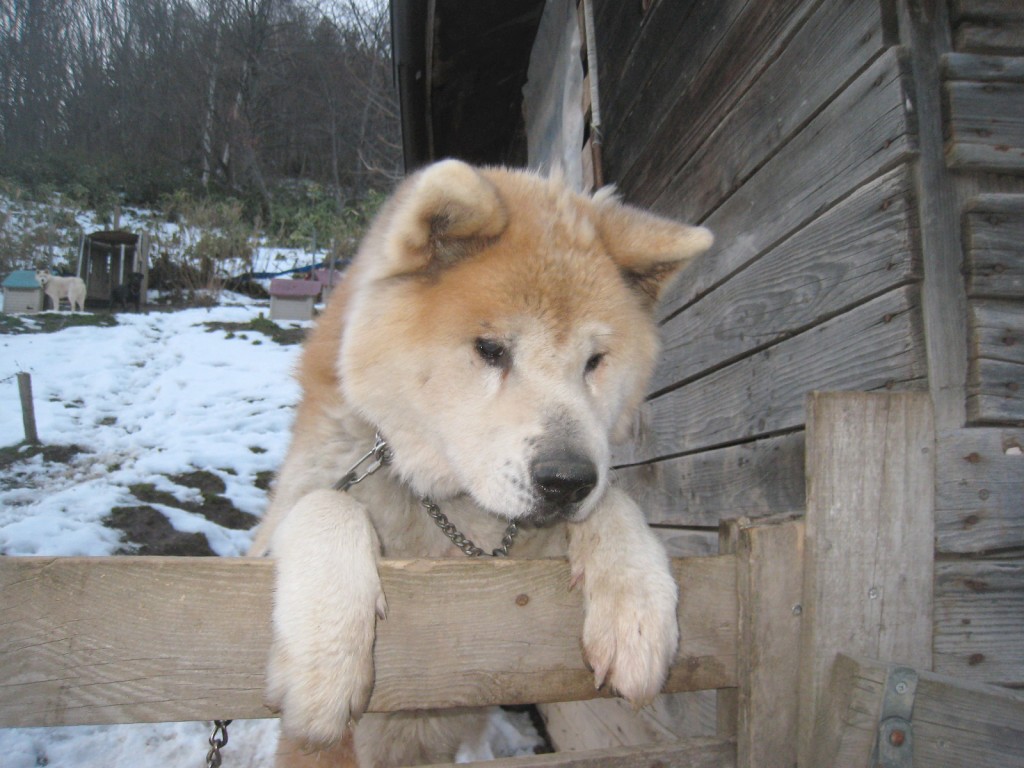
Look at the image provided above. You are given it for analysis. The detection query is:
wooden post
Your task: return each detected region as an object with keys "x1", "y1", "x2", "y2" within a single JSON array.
[
  {"x1": 797, "y1": 392, "x2": 935, "y2": 767},
  {"x1": 721, "y1": 515, "x2": 805, "y2": 768},
  {"x1": 737, "y1": 515, "x2": 805, "y2": 768},
  {"x1": 17, "y1": 372, "x2": 39, "y2": 445}
]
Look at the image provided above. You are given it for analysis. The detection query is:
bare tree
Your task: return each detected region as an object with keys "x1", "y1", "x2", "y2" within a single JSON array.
[{"x1": 0, "y1": 0, "x2": 401, "y2": 206}]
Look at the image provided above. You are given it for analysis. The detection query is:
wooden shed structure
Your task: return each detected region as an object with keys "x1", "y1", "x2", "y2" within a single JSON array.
[
  {"x1": 77, "y1": 230, "x2": 150, "y2": 308},
  {"x1": 1, "y1": 1, "x2": 1022, "y2": 766},
  {"x1": 388, "y1": 0, "x2": 1024, "y2": 761}
]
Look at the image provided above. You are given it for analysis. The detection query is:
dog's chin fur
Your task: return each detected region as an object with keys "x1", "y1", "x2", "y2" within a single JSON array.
[{"x1": 250, "y1": 160, "x2": 712, "y2": 767}]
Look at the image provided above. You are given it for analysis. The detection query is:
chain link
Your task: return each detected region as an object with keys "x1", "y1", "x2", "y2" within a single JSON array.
[
  {"x1": 333, "y1": 433, "x2": 392, "y2": 491},
  {"x1": 421, "y1": 498, "x2": 518, "y2": 557},
  {"x1": 334, "y1": 435, "x2": 519, "y2": 558},
  {"x1": 205, "y1": 720, "x2": 232, "y2": 768}
]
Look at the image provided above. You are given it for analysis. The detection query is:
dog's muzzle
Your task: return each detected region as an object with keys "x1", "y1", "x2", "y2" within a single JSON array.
[{"x1": 528, "y1": 449, "x2": 598, "y2": 524}]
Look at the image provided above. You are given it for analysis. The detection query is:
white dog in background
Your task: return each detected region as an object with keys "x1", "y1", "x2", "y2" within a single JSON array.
[{"x1": 36, "y1": 270, "x2": 87, "y2": 312}]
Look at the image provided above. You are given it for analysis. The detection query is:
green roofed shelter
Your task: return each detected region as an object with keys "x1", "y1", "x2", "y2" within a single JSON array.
[{"x1": 2, "y1": 270, "x2": 44, "y2": 313}]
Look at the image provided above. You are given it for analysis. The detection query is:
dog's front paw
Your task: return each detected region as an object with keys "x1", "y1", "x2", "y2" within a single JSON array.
[
  {"x1": 266, "y1": 489, "x2": 386, "y2": 746},
  {"x1": 266, "y1": 585, "x2": 385, "y2": 746},
  {"x1": 578, "y1": 563, "x2": 679, "y2": 707}
]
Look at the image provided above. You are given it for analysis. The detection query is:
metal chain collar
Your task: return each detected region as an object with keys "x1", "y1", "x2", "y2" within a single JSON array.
[
  {"x1": 421, "y1": 498, "x2": 518, "y2": 557},
  {"x1": 335, "y1": 433, "x2": 518, "y2": 557},
  {"x1": 205, "y1": 720, "x2": 231, "y2": 768},
  {"x1": 333, "y1": 433, "x2": 393, "y2": 491}
]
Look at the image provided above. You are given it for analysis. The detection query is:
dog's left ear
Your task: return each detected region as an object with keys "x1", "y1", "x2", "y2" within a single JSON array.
[
  {"x1": 386, "y1": 159, "x2": 509, "y2": 273},
  {"x1": 594, "y1": 192, "x2": 713, "y2": 308}
]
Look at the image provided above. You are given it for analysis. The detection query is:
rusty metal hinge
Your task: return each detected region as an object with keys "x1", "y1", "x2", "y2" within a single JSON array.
[{"x1": 870, "y1": 664, "x2": 918, "y2": 768}]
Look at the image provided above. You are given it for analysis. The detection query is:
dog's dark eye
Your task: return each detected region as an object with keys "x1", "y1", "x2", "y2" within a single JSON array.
[
  {"x1": 475, "y1": 338, "x2": 508, "y2": 367},
  {"x1": 585, "y1": 353, "x2": 605, "y2": 375}
]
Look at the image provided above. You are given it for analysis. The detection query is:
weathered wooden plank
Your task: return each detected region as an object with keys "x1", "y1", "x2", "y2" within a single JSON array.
[
  {"x1": 657, "y1": 48, "x2": 915, "y2": 314},
  {"x1": 797, "y1": 392, "x2": 935, "y2": 768},
  {"x1": 631, "y1": 288, "x2": 926, "y2": 463},
  {"x1": 951, "y1": 0, "x2": 1024, "y2": 24},
  {"x1": 425, "y1": 737, "x2": 736, "y2": 768},
  {"x1": 809, "y1": 654, "x2": 1024, "y2": 767},
  {"x1": 967, "y1": 298, "x2": 1024, "y2": 434},
  {"x1": 652, "y1": 528, "x2": 721, "y2": 558},
  {"x1": 945, "y1": 80, "x2": 1024, "y2": 172},
  {"x1": 539, "y1": 692, "x2": 716, "y2": 753},
  {"x1": 934, "y1": 559, "x2": 1024, "y2": 684},
  {"x1": 615, "y1": 433, "x2": 805, "y2": 528},
  {"x1": 947, "y1": 142, "x2": 1024, "y2": 172},
  {"x1": 0, "y1": 555, "x2": 737, "y2": 727},
  {"x1": 609, "y1": 0, "x2": 816, "y2": 205},
  {"x1": 645, "y1": 0, "x2": 886, "y2": 224},
  {"x1": 595, "y1": 0, "x2": 725, "y2": 141},
  {"x1": 898, "y1": 0, "x2": 971, "y2": 433},
  {"x1": 935, "y1": 427, "x2": 1024, "y2": 553},
  {"x1": 652, "y1": 167, "x2": 919, "y2": 393},
  {"x1": 964, "y1": 195, "x2": 1024, "y2": 298},
  {"x1": 943, "y1": 52, "x2": 1024, "y2": 81},
  {"x1": 968, "y1": 356, "x2": 1024, "y2": 424},
  {"x1": 732, "y1": 516, "x2": 804, "y2": 768},
  {"x1": 955, "y1": 21, "x2": 1024, "y2": 56},
  {"x1": 965, "y1": 191, "x2": 1024, "y2": 214},
  {"x1": 970, "y1": 299, "x2": 1024, "y2": 365}
]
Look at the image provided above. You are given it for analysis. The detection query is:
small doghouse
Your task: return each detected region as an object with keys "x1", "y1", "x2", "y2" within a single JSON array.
[
  {"x1": 2, "y1": 270, "x2": 44, "y2": 314},
  {"x1": 269, "y1": 278, "x2": 321, "y2": 321},
  {"x1": 77, "y1": 230, "x2": 150, "y2": 308}
]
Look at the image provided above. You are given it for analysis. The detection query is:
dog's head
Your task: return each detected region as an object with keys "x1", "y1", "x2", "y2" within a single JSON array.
[
  {"x1": 35, "y1": 270, "x2": 51, "y2": 288},
  {"x1": 339, "y1": 161, "x2": 712, "y2": 525}
]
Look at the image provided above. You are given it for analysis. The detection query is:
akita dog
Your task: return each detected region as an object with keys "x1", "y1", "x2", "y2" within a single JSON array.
[{"x1": 249, "y1": 160, "x2": 713, "y2": 767}]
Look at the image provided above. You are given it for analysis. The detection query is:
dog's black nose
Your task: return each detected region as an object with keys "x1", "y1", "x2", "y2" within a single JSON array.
[{"x1": 531, "y1": 451, "x2": 598, "y2": 508}]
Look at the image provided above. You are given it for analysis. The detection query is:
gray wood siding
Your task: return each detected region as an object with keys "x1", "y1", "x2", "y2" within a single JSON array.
[
  {"x1": 592, "y1": 0, "x2": 1023, "y2": 689},
  {"x1": 963, "y1": 195, "x2": 1024, "y2": 424},
  {"x1": 596, "y1": 0, "x2": 926, "y2": 521},
  {"x1": 937, "y1": 0, "x2": 1024, "y2": 690}
]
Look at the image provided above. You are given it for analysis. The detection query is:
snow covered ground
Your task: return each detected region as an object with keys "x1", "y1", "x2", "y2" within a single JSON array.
[{"x1": 0, "y1": 295, "x2": 543, "y2": 765}]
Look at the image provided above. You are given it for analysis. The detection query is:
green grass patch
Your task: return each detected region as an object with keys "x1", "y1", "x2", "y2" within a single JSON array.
[
  {"x1": 0, "y1": 312, "x2": 118, "y2": 335},
  {"x1": 203, "y1": 313, "x2": 307, "y2": 346}
]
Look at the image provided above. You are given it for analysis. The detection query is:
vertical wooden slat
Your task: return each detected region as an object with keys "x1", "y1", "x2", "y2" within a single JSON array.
[
  {"x1": 897, "y1": 0, "x2": 969, "y2": 432},
  {"x1": 734, "y1": 516, "x2": 804, "y2": 768},
  {"x1": 797, "y1": 392, "x2": 935, "y2": 768}
]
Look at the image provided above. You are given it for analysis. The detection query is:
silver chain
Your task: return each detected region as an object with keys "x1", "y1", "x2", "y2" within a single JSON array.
[
  {"x1": 334, "y1": 433, "x2": 393, "y2": 491},
  {"x1": 334, "y1": 434, "x2": 519, "y2": 558},
  {"x1": 205, "y1": 720, "x2": 231, "y2": 768},
  {"x1": 421, "y1": 498, "x2": 518, "y2": 557}
]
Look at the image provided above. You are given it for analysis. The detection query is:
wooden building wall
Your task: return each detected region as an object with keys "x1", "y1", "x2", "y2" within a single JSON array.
[{"x1": 591, "y1": 0, "x2": 1022, "y2": 694}]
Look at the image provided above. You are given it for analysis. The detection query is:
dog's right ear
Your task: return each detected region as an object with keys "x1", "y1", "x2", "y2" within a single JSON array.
[{"x1": 384, "y1": 160, "x2": 509, "y2": 274}]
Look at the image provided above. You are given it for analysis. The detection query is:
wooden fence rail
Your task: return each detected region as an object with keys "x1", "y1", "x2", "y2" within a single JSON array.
[
  {"x1": 6, "y1": 392, "x2": 1012, "y2": 768},
  {"x1": 0, "y1": 555, "x2": 736, "y2": 728}
]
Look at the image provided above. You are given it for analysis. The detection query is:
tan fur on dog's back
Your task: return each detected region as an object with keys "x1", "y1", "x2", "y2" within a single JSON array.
[{"x1": 251, "y1": 161, "x2": 713, "y2": 766}]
